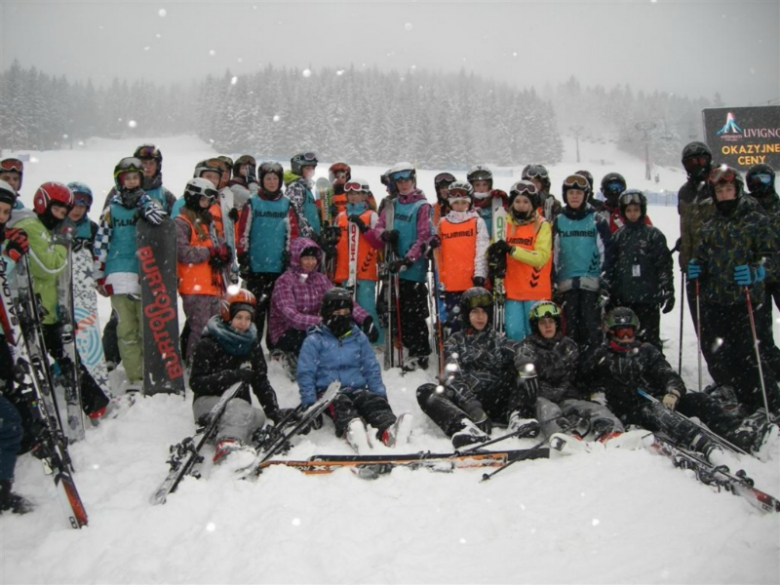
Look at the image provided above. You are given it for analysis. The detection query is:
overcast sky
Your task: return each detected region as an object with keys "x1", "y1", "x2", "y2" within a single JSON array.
[{"x1": 2, "y1": 0, "x2": 778, "y2": 106}]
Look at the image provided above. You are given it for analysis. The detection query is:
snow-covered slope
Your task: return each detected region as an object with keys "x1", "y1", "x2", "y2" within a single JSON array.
[{"x1": 2, "y1": 136, "x2": 778, "y2": 585}]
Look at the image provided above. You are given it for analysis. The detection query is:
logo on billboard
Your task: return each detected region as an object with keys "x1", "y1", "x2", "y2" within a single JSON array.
[{"x1": 716, "y1": 112, "x2": 743, "y2": 142}]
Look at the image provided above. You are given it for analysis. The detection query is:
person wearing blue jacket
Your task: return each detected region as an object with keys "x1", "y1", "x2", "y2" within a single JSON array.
[{"x1": 297, "y1": 288, "x2": 412, "y2": 453}]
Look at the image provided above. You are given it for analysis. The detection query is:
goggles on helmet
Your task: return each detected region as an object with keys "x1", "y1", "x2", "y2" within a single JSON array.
[
  {"x1": 299, "y1": 152, "x2": 317, "y2": 162},
  {"x1": 611, "y1": 327, "x2": 636, "y2": 339},
  {"x1": 563, "y1": 174, "x2": 589, "y2": 190},
  {"x1": 435, "y1": 173, "x2": 456, "y2": 186},
  {"x1": 189, "y1": 183, "x2": 219, "y2": 201},
  {"x1": 135, "y1": 145, "x2": 160, "y2": 159},
  {"x1": 345, "y1": 181, "x2": 370, "y2": 193},
  {"x1": 463, "y1": 292, "x2": 493, "y2": 311},
  {"x1": 709, "y1": 166, "x2": 737, "y2": 184},
  {"x1": 524, "y1": 167, "x2": 548, "y2": 180},
  {"x1": 390, "y1": 170, "x2": 414, "y2": 182},
  {"x1": 510, "y1": 182, "x2": 537, "y2": 198},
  {"x1": 530, "y1": 302, "x2": 560, "y2": 320},
  {"x1": 604, "y1": 181, "x2": 625, "y2": 194},
  {"x1": 73, "y1": 193, "x2": 93, "y2": 207},
  {"x1": 259, "y1": 162, "x2": 283, "y2": 174},
  {"x1": 748, "y1": 173, "x2": 773, "y2": 187},
  {"x1": 0, "y1": 159, "x2": 23, "y2": 173},
  {"x1": 619, "y1": 191, "x2": 643, "y2": 206}
]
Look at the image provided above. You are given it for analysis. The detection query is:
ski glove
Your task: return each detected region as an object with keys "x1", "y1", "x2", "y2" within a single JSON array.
[
  {"x1": 660, "y1": 290, "x2": 675, "y2": 314},
  {"x1": 490, "y1": 189, "x2": 508, "y2": 202},
  {"x1": 142, "y1": 203, "x2": 167, "y2": 226},
  {"x1": 472, "y1": 276, "x2": 486, "y2": 287},
  {"x1": 389, "y1": 257, "x2": 413, "y2": 274},
  {"x1": 686, "y1": 260, "x2": 701, "y2": 280},
  {"x1": 590, "y1": 392, "x2": 608, "y2": 406},
  {"x1": 209, "y1": 243, "x2": 232, "y2": 269},
  {"x1": 597, "y1": 284, "x2": 611, "y2": 310},
  {"x1": 348, "y1": 215, "x2": 368, "y2": 233},
  {"x1": 662, "y1": 391, "x2": 680, "y2": 410},
  {"x1": 380, "y1": 229, "x2": 399, "y2": 244},
  {"x1": 427, "y1": 235, "x2": 441, "y2": 250},
  {"x1": 361, "y1": 317, "x2": 379, "y2": 343},
  {"x1": 488, "y1": 240, "x2": 512, "y2": 257},
  {"x1": 228, "y1": 207, "x2": 240, "y2": 223},
  {"x1": 733, "y1": 264, "x2": 765, "y2": 286},
  {"x1": 3, "y1": 228, "x2": 29, "y2": 262}
]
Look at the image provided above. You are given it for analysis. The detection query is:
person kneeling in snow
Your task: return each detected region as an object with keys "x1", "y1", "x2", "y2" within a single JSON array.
[
  {"x1": 297, "y1": 288, "x2": 411, "y2": 454},
  {"x1": 189, "y1": 289, "x2": 282, "y2": 466},
  {"x1": 581, "y1": 307, "x2": 778, "y2": 463},
  {"x1": 416, "y1": 287, "x2": 539, "y2": 450},
  {"x1": 515, "y1": 301, "x2": 646, "y2": 454}
]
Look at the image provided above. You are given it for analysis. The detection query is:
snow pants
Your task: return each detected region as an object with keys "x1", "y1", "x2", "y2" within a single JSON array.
[
  {"x1": 505, "y1": 299, "x2": 538, "y2": 342},
  {"x1": 329, "y1": 389, "x2": 396, "y2": 438},
  {"x1": 560, "y1": 289, "x2": 602, "y2": 352},
  {"x1": 192, "y1": 395, "x2": 266, "y2": 445},
  {"x1": 111, "y1": 294, "x2": 144, "y2": 384},
  {"x1": 181, "y1": 294, "x2": 221, "y2": 361},
  {"x1": 398, "y1": 279, "x2": 431, "y2": 358},
  {"x1": 535, "y1": 397, "x2": 624, "y2": 439},
  {"x1": 0, "y1": 395, "x2": 22, "y2": 481},
  {"x1": 102, "y1": 309, "x2": 121, "y2": 367},
  {"x1": 244, "y1": 271, "x2": 281, "y2": 344}
]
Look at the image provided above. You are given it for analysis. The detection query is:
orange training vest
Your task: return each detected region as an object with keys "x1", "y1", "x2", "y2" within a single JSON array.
[
  {"x1": 176, "y1": 215, "x2": 223, "y2": 296},
  {"x1": 438, "y1": 217, "x2": 478, "y2": 292},
  {"x1": 334, "y1": 210, "x2": 378, "y2": 282},
  {"x1": 504, "y1": 219, "x2": 552, "y2": 301}
]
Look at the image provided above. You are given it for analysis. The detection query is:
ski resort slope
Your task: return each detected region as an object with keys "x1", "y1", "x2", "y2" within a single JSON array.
[{"x1": 2, "y1": 136, "x2": 778, "y2": 585}]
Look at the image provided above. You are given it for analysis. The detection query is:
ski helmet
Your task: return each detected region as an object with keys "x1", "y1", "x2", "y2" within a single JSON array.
[
  {"x1": 217, "y1": 156, "x2": 234, "y2": 178},
  {"x1": 33, "y1": 182, "x2": 74, "y2": 215},
  {"x1": 745, "y1": 163, "x2": 776, "y2": 197},
  {"x1": 0, "y1": 158, "x2": 24, "y2": 190},
  {"x1": 233, "y1": 155, "x2": 257, "y2": 179},
  {"x1": 193, "y1": 159, "x2": 224, "y2": 184},
  {"x1": 0, "y1": 179, "x2": 18, "y2": 207},
  {"x1": 467, "y1": 164, "x2": 493, "y2": 189},
  {"x1": 521, "y1": 164, "x2": 550, "y2": 193},
  {"x1": 509, "y1": 180, "x2": 540, "y2": 209},
  {"x1": 113, "y1": 157, "x2": 144, "y2": 191},
  {"x1": 183, "y1": 177, "x2": 219, "y2": 210},
  {"x1": 388, "y1": 162, "x2": 416, "y2": 185},
  {"x1": 561, "y1": 173, "x2": 591, "y2": 205},
  {"x1": 575, "y1": 169, "x2": 594, "y2": 192},
  {"x1": 290, "y1": 152, "x2": 318, "y2": 175},
  {"x1": 329, "y1": 162, "x2": 351, "y2": 183},
  {"x1": 604, "y1": 307, "x2": 640, "y2": 336},
  {"x1": 618, "y1": 189, "x2": 647, "y2": 219},
  {"x1": 601, "y1": 172, "x2": 627, "y2": 205},
  {"x1": 220, "y1": 288, "x2": 257, "y2": 322},
  {"x1": 446, "y1": 181, "x2": 474, "y2": 203},
  {"x1": 344, "y1": 177, "x2": 370, "y2": 195},
  {"x1": 434, "y1": 172, "x2": 456, "y2": 191},
  {"x1": 528, "y1": 300, "x2": 562, "y2": 333},
  {"x1": 459, "y1": 286, "x2": 493, "y2": 325},
  {"x1": 67, "y1": 182, "x2": 94, "y2": 210},
  {"x1": 708, "y1": 164, "x2": 744, "y2": 199},
  {"x1": 320, "y1": 287, "x2": 353, "y2": 318},
  {"x1": 681, "y1": 141, "x2": 712, "y2": 181},
  {"x1": 258, "y1": 161, "x2": 284, "y2": 189},
  {"x1": 133, "y1": 144, "x2": 163, "y2": 175}
]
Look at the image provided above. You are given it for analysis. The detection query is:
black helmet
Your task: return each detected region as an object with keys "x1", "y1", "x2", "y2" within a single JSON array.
[
  {"x1": 113, "y1": 157, "x2": 144, "y2": 192},
  {"x1": 233, "y1": 155, "x2": 257, "y2": 179},
  {"x1": 320, "y1": 287, "x2": 353, "y2": 318},
  {"x1": 459, "y1": 287, "x2": 493, "y2": 326},
  {"x1": 618, "y1": 189, "x2": 647, "y2": 219},
  {"x1": 681, "y1": 141, "x2": 712, "y2": 181},
  {"x1": 575, "y1": 169, "x2": 594, "y2": 192},
  {"x1": 745, "y1": 163, "x2": 776, "y2": 197},
  {"x1": 604, "y1": 307, "x2": 640, "y2": 335},
  {"x1": 509, "y1": 180, "x2": 540, "y2": 210},
  {"x1": 291, "y1": 152, "x2": 318, "y2": 175},
  {"x1": 193, "y1": 159, "x2": 224, "y2": 182},
  {"x1": 600, "y1": 172, "x2": 626, "y2": 205},
  {"x1": 561, "y1": 173, "x2": 591, "y2": 205},
  {"x1": 134, "y1": 144, "x2": 163, "y2": 176},
  {"x1": 467, "y1": 164, "x2": 493, "y2": 189},
  {"x1": 258, "y1": 161, "x2": 284, "y2": 189},
  {"x1": 434, "y1": 172, "x2": 456, "y2": 191},
  {"x1": 522, "y1": 164, "x2": 550, "y2": 193},
  {"x1": 528, "y1": 300, "x2": 562, "y2": 333}
]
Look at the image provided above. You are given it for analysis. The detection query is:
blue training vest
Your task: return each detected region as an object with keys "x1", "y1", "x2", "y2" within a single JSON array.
[
  {"x1": 303, "y1": 188, "x2": 321, "y2": 237},
  {"x1": 394, "y1": 198, "x2": 429, "y2": 283},
  {"x1": 248, "y1": 195, "x2": 291, "y2": 274},
  {"x1": 106, "y1": 203, "x2": 141, "y2": 275},
  {"x1": 554, "y1": 210, "x2": 602, "y2": 281}
]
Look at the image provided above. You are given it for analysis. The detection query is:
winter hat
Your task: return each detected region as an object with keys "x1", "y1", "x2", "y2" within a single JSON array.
[{"x1": 301, "y1": 246, "x2": 319, "y2": 259}]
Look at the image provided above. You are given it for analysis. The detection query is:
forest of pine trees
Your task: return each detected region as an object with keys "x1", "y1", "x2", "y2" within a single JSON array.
[{"x1": 0, "y1": 60, "x2": 712, "y2": 169}]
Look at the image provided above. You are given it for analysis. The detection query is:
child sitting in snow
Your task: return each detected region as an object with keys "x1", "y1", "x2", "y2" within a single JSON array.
[{"x1": 296, "y1": 288, "x2": 411, "y2": 454}]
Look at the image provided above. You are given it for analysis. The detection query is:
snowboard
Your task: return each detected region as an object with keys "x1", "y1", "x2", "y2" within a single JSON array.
[
  {"x1": 71, "y1": 245, "x2": 111, "y2": 397},
  {"x1": 219, "y1": 186, "x2": 238, "y2": 286},
  {"x1": 136, "y1": 216, "x2": 185, "y2": 396},
  {"x1": 315, "y1": 177, "x2": 334, "y2": 225}
]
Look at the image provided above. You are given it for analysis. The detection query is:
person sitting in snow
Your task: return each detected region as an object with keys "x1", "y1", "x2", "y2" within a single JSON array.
[
  {"x1": 189, "y1": 288, "x2": 281, "y2": 466},
  {"x1": 297, "y1": 288, "x2": 412, "y2": 453},
  {"x1": 416, "y1": 287, "x2": 539, "y2": 449},
  {"x1": 581, "y1": 307, "x2": 778, "y2": 463},
  {"x1": 268, "y1": 237, "x2": 376, "y2": 379}
]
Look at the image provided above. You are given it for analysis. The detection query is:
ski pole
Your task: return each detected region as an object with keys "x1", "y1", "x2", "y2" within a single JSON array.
[
  {"x1": 743, "y1": 286, "x2": 772, "y2": 425},
  {"x1": 694, "y1": 278, "x2": 703, "y2": 392},
  {"x1": 455, "y1": 425, "x2": 539, "y2": 456},
  {"x1": 479, "y1": 438, "x2": 547, "y2": 482},
  {"x1": 637, "y1": 389, "x2": 749, "y2": 456},
  {"x1": 678, "y1": 270, "x2": 685, "y2": 374}
]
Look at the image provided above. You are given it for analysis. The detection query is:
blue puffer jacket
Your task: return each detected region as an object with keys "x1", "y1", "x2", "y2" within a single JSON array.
[{"x1": 297, "y1": 323, "x2": 386, "y2": 407}]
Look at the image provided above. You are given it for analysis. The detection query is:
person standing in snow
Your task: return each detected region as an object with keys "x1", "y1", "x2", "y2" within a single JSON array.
[
  {"x1": 189, "y1": 289, "x2": 281, "y2": 466},
  {"x1": 416, "y1": 287, "x2": 539, "y2": 449},
  {"x1": 285, "y1": 152, "x2": 322, "y2": 241},
  {"x1": 0, "y1": 159, "x2": 25, "y2": 209},
  {"x1": 297, "y1": 287, "x2": 412, "y2": 453},
  {"x1": 522, "y1": 164, "x2": 562, "y2": 223},
  {"x1": 467, "y1": 164, "x2": 507, "y2": 241},
  {"x1": 227, "y1": 155, "x2": 258, "y2": 212},
  {"x1": 597, "y1": 172, "x2": 653, "y2": 233}
]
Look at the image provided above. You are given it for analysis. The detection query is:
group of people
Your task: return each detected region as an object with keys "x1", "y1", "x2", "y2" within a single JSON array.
[{"x1": 0, "y1": 139, "x2": 778, "y2": 515}]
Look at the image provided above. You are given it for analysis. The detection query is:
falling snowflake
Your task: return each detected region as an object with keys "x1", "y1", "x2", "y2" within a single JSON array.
[
  {"x1": 230, "y1": 76, "x2": 238, "y2": 85},
  {"x1": 404, "y1": 22, "x2": 413, "y2": 31},
  {"x1": 209, "y1": 49, "x2": 216, "y2": 56},
  {"x1": 336, "y1": 69, "x2": 345, "y2": 76},
  {"x1": 302, "y1": 69, "x2": 312, "y2": 78},
  {"x1": 128, "y1": 120, "x2": 137, "y2": 129},
  {"x1": 272, "y1": 115, "x2": 281, "y2": 122},
  {"x1": 158, "y1": 8, "x2": 167, "y2": 17}
]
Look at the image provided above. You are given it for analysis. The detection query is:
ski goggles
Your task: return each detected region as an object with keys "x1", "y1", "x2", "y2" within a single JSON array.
[
  {"x1": 447, "y1": 188, "x2": 472, "y2": 202},
  {"x1": 189, "y1": 182, "x2": 219, "y2": 201},
  {"x1": 563, "y1": 174, "x2": 589, "y2": 190},
  {"x1": 683, "y1": 155, "x2": 709, "y2": 170},
  {"x1": 73, "y1": 193, "x2": 93, "y2": 207},
  {"x1": 390, "y1": 170, "x2": 414, "y2": 182},
  {"x1": 218, "y1": 155, "x2": 234, "y2": 169},
  {"x1": 603, "y1": 181, "x2": 625, "y2": 194},
  {"x1": 469, "y1": 172, "x2": 492, "y2": 182},
  {"x1": 748, "y1": 173, "x2": 773, "y2": 187},
  {"x1": 434, "y1": 172, "x2": 456, "y2": 186},
  {"x1": 708, "y1": 166, "x2": 737, "y2": 184},
  {"x1": 462, "y1": 292, "x2": 493, "y2": 310},
  {"x1": 611, "y1": 327, "x2": 636, "y2": 339},
  {"x1": 523, "y1": 166, "x2": 548, "y2": 180},
  {"x1": 259, "y1": 162, "x2": 283, "y2": 174},
  {"x1": 0, "y1": 158, "x2": 23, "y2": 173},
  {"x1": 301, "y1": 152, "x2": 317, "y2": 161},
  {"x1": 206, "y1": 158, "x2": 229, "y2": 173},
  {"x1": 619, "y1": 191, "x2": 643, "y2": 206},
  {"x1": 510, "y1": 181, "x2": 537, "y2": 198},
  {"x1": 135, "y1": 145, "x2": 160, "y2": 159},
  {"x1": 344, "y1": 181, "x2": 370, "y2": 193},
  {"x1": 530, "y1": 302, "x2": 560, "y2": 320}
]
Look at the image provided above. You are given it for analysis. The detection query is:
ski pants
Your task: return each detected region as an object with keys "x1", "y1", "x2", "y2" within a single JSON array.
[
  {"x1": 102, "y1": 309, "x2": 121, "y2": 367},
  {"x1": 757, "y1": 281, "x2": 780, "y2": 379},
  {"x1": 442, "y1": 291, "x2": 463, "y2": 336},
  {"x1": 270, "y1": 328, "x2": 308, "y2": 356},
  {"x1": 504, "y1": 299, "x2": 538, "y2": 342},
  {"x1": 342, "y1": 279, "x2": 384, "y2": 346},
  {"x1": 700, "y1": 302, "x2": 779, "y2": 415},
  {"x1": 0, "y1": 395, "x2": 22, "y2": 481},
  {"x1": 329, "y1": 389, "x2": 396, "y2": 439},
  {"x1": 535, "y1": 397, "x2": 624, "y2": 440},
  {"x1": 398, "y1": 279, "x2": 431, "y2": 358},
  {"x1": 192, "y1": 395, "x2": 265, "y2": 445},
  {"x1": 42, "y1": 324, "x2": 109, "y2": 415},
  {"x1": 181, "y1": 294, "x2": 221, "y2": 361},
  {"x1": 244, "y1": 272, "x2": 281, "y2": 345},
  {"x1": 560, "y1": 289, "x2": 603, "y2": 353},
  {"x1": 111, "y1": 294, "x2": 144, "y2": 384}
]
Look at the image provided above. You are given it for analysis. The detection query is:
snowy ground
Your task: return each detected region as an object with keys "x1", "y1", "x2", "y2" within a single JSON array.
[{"x1": 2, "y1": 136, "x2": 779, "y2": 585}]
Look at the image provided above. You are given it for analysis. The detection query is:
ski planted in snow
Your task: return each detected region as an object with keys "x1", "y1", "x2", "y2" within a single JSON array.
[{"x1": 490, "y1": 193, "x2": 508, "y2": 333}]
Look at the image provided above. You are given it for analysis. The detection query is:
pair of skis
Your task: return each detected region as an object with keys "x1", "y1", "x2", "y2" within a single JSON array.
[
  {"x1": 0, "y1": 256, "x2": 88, "y2": 528},
  {"x1": 490, "y1": 195, "x2": 507, "y2": 333},
  {"x1": 382, "y1": 202, "x2": 403, "y2": 370}
]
